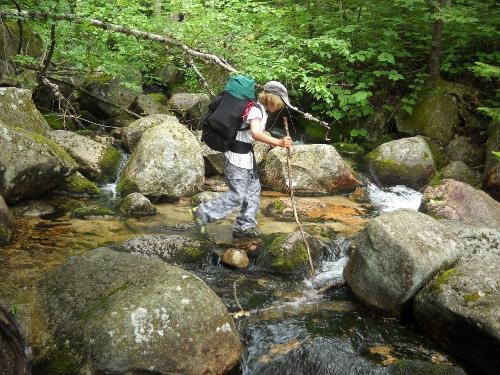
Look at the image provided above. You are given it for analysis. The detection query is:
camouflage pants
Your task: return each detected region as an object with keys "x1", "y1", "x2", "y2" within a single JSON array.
[{"x1": 196, "y1": 158, "x2": 261, "y2": 231}]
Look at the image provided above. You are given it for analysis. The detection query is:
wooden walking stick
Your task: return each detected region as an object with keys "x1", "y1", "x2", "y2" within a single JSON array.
[{"x1": 283, "y1": 117, "x2": 315, "y2": 276}]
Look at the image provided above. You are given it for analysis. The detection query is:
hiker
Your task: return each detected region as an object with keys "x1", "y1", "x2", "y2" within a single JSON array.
[{"x1": 191, "y1": 81, "x2": 293, "y2": 238}]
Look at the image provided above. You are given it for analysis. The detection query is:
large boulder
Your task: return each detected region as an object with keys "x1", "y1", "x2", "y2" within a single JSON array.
[
  {"x1": 111, "y1": 234, "x2": 209, "y2": 264},
  {"x1": 117, "y1": 123, "x2": 204, "y2": 199},
  {"x1": 81, "y1": 72, "x2": 142, "y2": 118},
  {"x1": 37, "y1": 247, "x2": 241, "y2": 374},
  {"x1": 420, "y1": 179, "x2": 500, "y2": 228},
  {"x1": 0, "y1": 22, "x2": 44, "y2": 60},
  {"x1": 48, "y1": 130, "x2": 121, "y2": 183},
  {"x1": 168, "y1": 93, "x2": 210, "y2": 129},
  {"x1": 414, "y1": 222, "x2": 500, "y2": 375},
  {"x1": 0, "y1": 195, "x2": 15, "y2": 245},
  {"x1": 343, "y1": 209, "x2": 463, "y2": 317},
  {"x1": 0, "y1": 125, "x2": 78, "y2": 203},
  {"x1": 257, "y1": 230, "x2": 328, "y2": 275},
  {"x1": 395, "y1": 82, "x2": 464, "y2": 144},
  {"x1": 0, "y1": 88, "x2": 50, "y2": 134},
  {"x1": 121, "y1": 114, "x2": 179, "y2": 152},
  {"x1": 485, "y1": 121, "x2": 500, "y2": 199},
  {"x1": 260, "y1": 144, "x2": 361, "y2": 195},
  {"x1": 366, "y1": 136, "x2": 436, "y2": 189}
]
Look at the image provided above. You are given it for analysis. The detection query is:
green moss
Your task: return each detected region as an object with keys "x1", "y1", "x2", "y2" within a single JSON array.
[
  {"x1": 99, "y1": 146, "x2": 121, "y2": 183},
  {"x1": 266, "y1": 234, "x2": 309, "y2": 272},
  {"x1": 70, "y1": 207, "x2": 114, "y2": 219},
  {"x1": 116, "y1": 175, "x2": 138, "y2": 197},
  {"x1": 432, "y1": 268, "x2": 456, "y2": 292},
  {"x1": 272, "y1": 199, "x2": 286, "y2": 214},
  {"x1": 60, "y1": 173, "x2": 99, "y2": 195},
  {"x1": 15, "y1": 127, "x2": 77, "y2": 168},
  {"x1": 184, "y1": 245, "x2": 204, "y2": 261},
  {"x1": 44, "y1": 113, "x2": 77, "y2": 131},
  {"x1": 428, "y1": 171, "x2": 443, "y2": 187},
  {"x1": 32, "y1": 344, "x2": 81, "y2": 375},
  {"x1": 463, "y1": 292, "x2": 480, "y2": 303},
  {"x1": 148, "y1": 92, "x2": 169, "y2": 105},
  {"x1": 333, "y1": 142, "x2": 365, "y2": 156}
]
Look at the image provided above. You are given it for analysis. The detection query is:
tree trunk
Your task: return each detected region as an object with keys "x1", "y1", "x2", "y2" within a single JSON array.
[{"x1": 428, "y1": 0, "x2": 450, "y2": 83}]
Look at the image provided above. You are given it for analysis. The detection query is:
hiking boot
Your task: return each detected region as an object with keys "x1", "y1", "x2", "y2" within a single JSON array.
[
  {"x1": 232, "y1": 227, "x2": 262, "y2": 238},
  {"x1": 189, "y1": 207, "x2": 207, "y2": 235}
]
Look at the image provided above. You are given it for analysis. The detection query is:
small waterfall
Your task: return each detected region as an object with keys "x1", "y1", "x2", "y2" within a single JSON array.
[
  {"x1": 366, "y1": 182, "x2": 422, "y2": 213},
  {"x1": 101, "y1": 151, "x2": 129, "y2": 199}
]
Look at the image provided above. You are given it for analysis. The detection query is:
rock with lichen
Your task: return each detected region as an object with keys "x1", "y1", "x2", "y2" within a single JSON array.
[
  {"x1": 366, "y1": 136, "x2": 436, "y2": 189},
  {"x1": 0, "y1": 124, "x2": 77, "y2": 203},
  {"x1": 36, "y1": 247, "x2": 241, "y2": 374},
  {"x1": 117, "y1": 123, "x2": 204, "y2": 199},
  {"x1": 344, "y1": 209, "x2": 463, "y2": 317},
  {"x1": 257, "y1": 230, "x2": 328, "y2": 275},
  {"x1": 118, "y1": 193, "x2": 157, "y2": 216},
  {"x1": 420, "y1": 179, "x2": 500, "y2": 228},
  {"x1": 0, "y1": 87, "x2": 50, "y2": 134},
  {"x1": 260, "y1": 144, "x2": 361, "y2": 195},
  {"x1": 48, "y1": 130, "x2": 121, "y2": 183},
  {"x1": 414, "y1": 221, "x2": 500, "y2": 375},
  {"x1": 121, "y1": 114, "x2": 179, "y2": 152}
]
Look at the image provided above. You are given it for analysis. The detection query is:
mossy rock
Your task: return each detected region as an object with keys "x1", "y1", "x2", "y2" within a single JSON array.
[
  {"x1": 0, "y1": 22, "x2": 44, "y2": 60},
  {"x1": 70, "y1": 207, "x2": 114, "y2": 219},
  {"x1": 257, "y1": 231, "x2": 327, "y2": 275},
  {"x1": 333, "y1": 142, "x2": 365, "y2": 157},
  {"x1": 44, "y1": 113, "x2": 78, "y2": 131},
  {"x1": 441, "y1": 161, "x2": 482, "y2": 188},
  {"x1": 56, "y1": 172, "x2": 100, "y2": 197}
]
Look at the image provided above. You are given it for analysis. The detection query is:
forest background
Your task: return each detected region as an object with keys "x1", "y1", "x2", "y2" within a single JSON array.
[{"x1": 0, "y1": 0, "x2": 499, "y2": 147}]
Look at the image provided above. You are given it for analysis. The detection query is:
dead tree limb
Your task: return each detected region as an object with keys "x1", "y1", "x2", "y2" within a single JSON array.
[{"x1": 186, "y1": 55, "x2": 215, "y2": 97}]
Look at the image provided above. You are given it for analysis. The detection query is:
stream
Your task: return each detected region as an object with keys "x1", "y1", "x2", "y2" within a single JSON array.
[{"x1": 0, "y1": 157, "x2": 463, "y2": 373}]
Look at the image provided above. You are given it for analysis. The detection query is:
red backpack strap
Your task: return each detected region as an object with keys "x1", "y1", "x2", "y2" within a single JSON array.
[{"x1": 242, "y1": 101, "x2": 255, "y2": 120}]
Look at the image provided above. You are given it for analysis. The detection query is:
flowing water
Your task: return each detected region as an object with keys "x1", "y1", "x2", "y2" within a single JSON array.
[{"x1": 0, "y1": 174, "x2": 459, "y2": 373}]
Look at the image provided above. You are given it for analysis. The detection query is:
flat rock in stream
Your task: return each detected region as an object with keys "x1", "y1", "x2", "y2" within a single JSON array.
[{"x1": 37, "y1": 247, "x2": 241, "y2": 375}]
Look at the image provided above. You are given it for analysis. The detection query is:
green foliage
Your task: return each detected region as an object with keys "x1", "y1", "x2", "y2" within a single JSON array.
[{"x1": 1, "y1": 0, "x2": 498, "y2": 127}]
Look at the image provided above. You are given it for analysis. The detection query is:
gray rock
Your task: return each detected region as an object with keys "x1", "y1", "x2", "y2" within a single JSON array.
[
  {"x1": 0, "y1": 125, "x2": 77, "y2": 203},
  {"x1": 0, "y1": 88, "x2": 50, "y2": 134},
  {"x1": 11, "y1": 200, "x2": 56, "y2": 217},
  {"x1": 117, "y1": 123, "x2": 204, "y2": 199},
  {"x1": 420, "y1": 179, "x2": 500, "y2": 228},
  {"x1": 112, "y1": 234, "x2": 209, "y2": 264},
  {"x1": 260, "y1": 144, "x2": 361, "y2": 194},
  {"x1": 0, "y1": 195, "x2": 15, "y2": 245},
  {"x1": 344, "y1": 209, "x2": 463, "y2": 317},
  {"x1": 366, "y1": 136, "x2": 436, "y2": 189},
  {"x1": 395, "y1": 82, "x2": 464, "y2": 144},
  {"x1": 440, "y1": 161, "x2": 482, "y2": 188},
  {"x1": 191, "y1": 191, "x2": 224, "y2": 206},
  {"x1": 38, "y1": 247, "x2": 241, "y2": 374},
  {"x1": 121, "y1": 113, "x2": 179, "y2": 152},
  {"x1": 48, "y1": 130, "x2": 121, "y2": 183},
  {"x1": 258, "y1": 230, "x2": 328, "y2": 275},
  {"x1": 414, "y1": 222, "x2": 500, "y2": 375},
  {"x1": 446, "y1": 136, "x2": 484, "y2": 167},
  {"x1": 134, "y1": 93, "x2": 171, "y2": 116},
  {"x1": 168, "y1": 93, "x2": 210, "y2": 128},
  {"x1": 118, "y1": 193, "x2": 157, "y2": 216}
]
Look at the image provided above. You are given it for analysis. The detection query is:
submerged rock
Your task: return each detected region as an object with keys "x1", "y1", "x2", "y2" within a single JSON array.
[
  {"x1": 0, "y1": 87, "x2": 50, "y2": 134},
  {"x1": 257, "y1": 230, "x2": 328, "y2": 275},
  {"x1": 414, "y1": 222, "x2": 500, "y2": 375},
  {"x1": 0, "y1": 195, "x2": 15, "y2": 245},
  {"x1": 420, "y1": 179, "x2": 500, "y2": 228},
  {"x1": 117, "y1": 123, "x2": 204, "y2": 199},
  {"x1": 366, "y1": 136, "x2": 435, "y2": 189},
  {"x1": 37, "y1": 247, "x2": 241, "y2": 374},
  {"x1": 344, "y1": 209, "x2": 463, "y2": 317},
  {"x1": 118, "y1": 192, "x2": 157, "y2": 216},
  {"x1": 112, "y1": 234, "x2": 209, "y2": 264},
  {"x1": 48, "y1": 130, "x2": 121, "y2": 183},
  {"x1": 121, "y1": 113, "x2": 179, "y2": 152},
  {"x1": 260, "y1": 144, "x2": 361, "y2": 195},
  {"x1": 0, "y1": 124, "x2": 77, "y2": 203},
  {"x1": 252, "y1": 336, "x2": 466, "y2": 375},
  {"x1": 70, "y1": 206, "x2": 114, "y2": 219}
]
